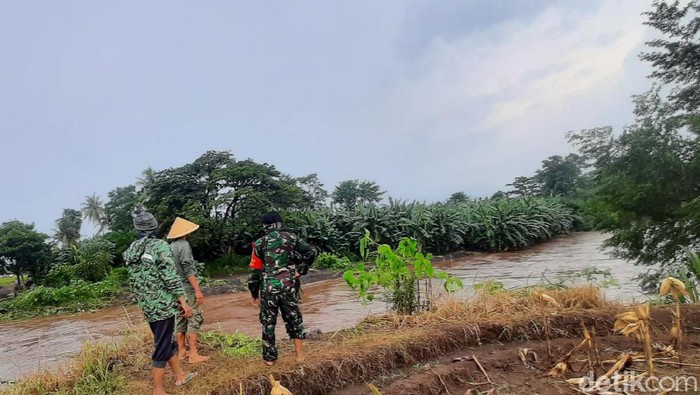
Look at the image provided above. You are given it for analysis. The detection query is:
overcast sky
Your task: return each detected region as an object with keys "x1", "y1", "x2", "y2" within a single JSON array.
[{"x1": 1, "y1": 1, "x2": 657, "y2": 235}]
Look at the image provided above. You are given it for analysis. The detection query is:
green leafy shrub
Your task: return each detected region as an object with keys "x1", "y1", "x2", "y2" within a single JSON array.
[
  {"x1": 42, "y1": 265, "x2": 79, "y2": 287},
  {"x1": 0, "y1": 276, "x2": 122, "y2": 319},
  {"x1": 473, "y1": 280, "x2": 505, "y2": 295},
  {"x1": 314, "y1": 252, "x2": 352, "y2": 271},
  {"x1": 344, "y1": 231, "x2": 463, "y2": 314},
  {"x1": 106, "y1": 267, "x2": 129, "y2": 286},
  {"x1": 74, "y1": 238, "x2": 116, "y2": 282}
]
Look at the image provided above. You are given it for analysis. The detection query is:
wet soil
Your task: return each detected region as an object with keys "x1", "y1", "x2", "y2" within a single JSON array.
[
  {"x1": 336, "y1": 335, "x2": 700, "y2": 395},
  {"x1": 335, "y1": 308, "x2": 700, "y2": 395}
]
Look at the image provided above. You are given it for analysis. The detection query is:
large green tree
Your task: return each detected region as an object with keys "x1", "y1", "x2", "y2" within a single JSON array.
[
  {"x1": 506, "y1": 154, "x2": 584, "y2": 198},
  {"x1": 332, "y1": 180, "x2": 384, "y2": 209},
  {"x1": 0, "y1": 221, "x2": 50, "y2": 285},
  {"x1": 534, "y1": 154, "x2": 584, "y2": 197},
  {"x1": 448, "y1": 192, "x2": 469, "y2": 203},
  {"x1": 640, "y1": 0, "x2": 700, "y2": 113},
  {"x1": 506, "y1": 176, "x2": 541, "y2": 197},
  {"x1": 295, "y1": 173, "x2": 329, "y2": 208},
  {"x1": 104, "y1": 185, "x2": 139, "y2": 233},
  {"x1": 144, "y1": 151, "x2": 313, "y2": 259},
  {"x1": 567, "y1": 0, "x2": 700, "y2": 290}
]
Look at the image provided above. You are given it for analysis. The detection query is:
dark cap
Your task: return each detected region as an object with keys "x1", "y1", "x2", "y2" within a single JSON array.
[{"x1": 261, "y1": 212, "x2": 283, "y2": 225}]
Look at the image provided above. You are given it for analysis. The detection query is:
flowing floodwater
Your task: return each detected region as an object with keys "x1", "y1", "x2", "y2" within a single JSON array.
[{"x1": 0, "y1": 232, "x2": 652, "y2": 383}]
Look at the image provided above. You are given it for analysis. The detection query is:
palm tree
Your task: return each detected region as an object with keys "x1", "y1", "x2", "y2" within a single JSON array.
[
  {"x1": 81, "y1": 193, "x2": 107, "y2": 235},
  {"x1": 136, "y1": 167, "x2": 157, "y2": 190},
  {"x1": 54, "y1": 209, "x2": 82, "y2": 247}
]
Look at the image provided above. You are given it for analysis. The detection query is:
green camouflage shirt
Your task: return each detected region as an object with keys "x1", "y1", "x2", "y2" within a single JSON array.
[
  {"x1": 170, "y1": 238, "x2": 197, "y2": 295},
  {"x1": 248, "y1": 229, "x2": 316, "y2": 298},
  {"x1": 123, "y1": 236, "x2": 185, "y2": 322}
]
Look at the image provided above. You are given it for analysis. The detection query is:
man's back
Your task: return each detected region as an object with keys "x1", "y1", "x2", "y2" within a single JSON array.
[
  {"x1": 123, "y1": 237, "x2": 184, "y2": 322},
  {"x1": 254, "y1": 230, "x2": 314, "y2": 293},
  {"x1": 170, "y1": 238, "x2": 196, "y2": 294}
]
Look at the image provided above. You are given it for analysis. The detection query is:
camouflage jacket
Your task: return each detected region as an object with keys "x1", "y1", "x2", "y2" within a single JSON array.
[
  {"x1": 123, "y1": 236, "x2": 185, "y2": 322},
  {"x1": 248, "y1": 230, "x2": 316, "y2": 299},
  {"x1": 170, "y1": 239, "x2": 197, "y2": 295}
]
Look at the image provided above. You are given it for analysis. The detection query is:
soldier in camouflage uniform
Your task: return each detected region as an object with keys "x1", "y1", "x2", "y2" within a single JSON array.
[
  {"x1": 248, "y1": 212, "x2": 317, "y2": 365},
  {"x1": 123, "y1": 209, "x2": 197, "y2": 395}
]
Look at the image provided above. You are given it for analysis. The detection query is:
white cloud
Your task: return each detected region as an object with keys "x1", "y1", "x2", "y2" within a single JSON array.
[
  {"x1": 389, "y1": 1, "x2": 648, "y2": 134},
  {"x1": 352, "y1": 0, "x2": 653, "y2": 200}
]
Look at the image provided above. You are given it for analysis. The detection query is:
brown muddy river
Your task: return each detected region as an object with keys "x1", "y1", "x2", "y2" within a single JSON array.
[{"x1": 0, "y1": 232, "x2": 653, "y2": 382}]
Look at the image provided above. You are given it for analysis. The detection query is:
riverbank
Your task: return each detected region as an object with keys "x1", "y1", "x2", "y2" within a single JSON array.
[
  {"x1": 4, "y1": 287, "x2": 699, "y2": 395},
  {"x1": 0, "y1": 267, "x2": 345, "y2": 322}
]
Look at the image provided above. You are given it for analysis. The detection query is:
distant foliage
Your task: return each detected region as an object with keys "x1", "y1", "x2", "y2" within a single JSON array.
[
  {"x1": 314, "y1": 253, "x2": 352, "y2": 271},
  {"x1": 286, "y1": 198, "x2": 577, "y2": 256}
]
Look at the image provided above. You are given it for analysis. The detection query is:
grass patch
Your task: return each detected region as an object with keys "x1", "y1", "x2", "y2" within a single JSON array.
[
  {"x1": 199, "y1": 331, "x2": 261, "y2": 358},
  {"x1": 1, "y1": 324, "x2": 149, "y2": 395},
  {"x1": 0, "y1": 276, "x2": 16, "y2": 288},
  {"x1": 0, "y1": 270, "x2": 127, "y2": 321}
]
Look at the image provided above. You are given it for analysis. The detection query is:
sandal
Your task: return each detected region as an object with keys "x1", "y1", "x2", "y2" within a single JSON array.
[{"x1": 175, "y1": 372, "x2": 197, "y2": 386}]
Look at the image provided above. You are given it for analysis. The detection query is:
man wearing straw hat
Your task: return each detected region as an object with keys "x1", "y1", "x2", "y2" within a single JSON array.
[
  {"x1": 123, "y1": 209, "x2": 197, "y2": 394},
  {"x1": 167, "y1": 216, "x2": 209, "y2": 364}
]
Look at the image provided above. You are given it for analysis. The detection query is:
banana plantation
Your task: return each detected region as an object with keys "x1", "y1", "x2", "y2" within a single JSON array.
[{"x1": 284, "y1": 197, "x2": 578, "y2": 256}]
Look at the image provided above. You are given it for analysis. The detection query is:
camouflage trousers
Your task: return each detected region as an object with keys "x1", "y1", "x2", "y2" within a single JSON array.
[{"x1": 259, "y1": 290, "x2": 305, "y2": 362}]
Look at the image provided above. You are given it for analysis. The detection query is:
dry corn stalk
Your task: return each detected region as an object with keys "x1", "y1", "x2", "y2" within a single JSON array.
[
  {"x1": 519, "y1": 348, "x2": 538, "y2": 368},
  {"x1": 614, "y1": 303, "x2": 654, "y2": 376},
  {"x1": 660, "y1": 276, "x2": 688, "y2": 363},
  {"x1": 580, "y1": 322, "x2": 601, "y2": 373},
  {"x1": 589, "y1": 326, "x2": 602, "y2": 373},
  {"x1": 593, "y1": 353, "x2": 635, "y2": 393},
  {"x1": 548, "y1": 361, "x2": 570, "y2": 378},
  {"x1": 537, "y1": 292, "x2": 560, "y2": 363},
  {"x1": 548, "y1": 323, "x2": 593, "y2": 378},
  {"x1": 603, "y1": 354, "x2": 633, "y2": 379}
]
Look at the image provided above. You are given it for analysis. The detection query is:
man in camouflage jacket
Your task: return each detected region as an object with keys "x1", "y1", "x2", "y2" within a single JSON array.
[
  {"x1": 123, "y1": 209, "x2": 197, "y2": 394},
  {"x1": 248, "y1": 212, "x2": 317, "y2": 365}
]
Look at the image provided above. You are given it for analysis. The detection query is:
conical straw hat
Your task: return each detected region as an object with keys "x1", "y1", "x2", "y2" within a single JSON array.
[{"x1": 166, "y1": 217, "x2": 200, "y2": 239}]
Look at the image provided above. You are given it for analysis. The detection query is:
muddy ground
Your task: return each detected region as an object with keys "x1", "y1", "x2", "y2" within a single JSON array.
[
  {"x1": 335, "y1": 335, "x2": 700, "y2": 395},
  {"x1": 334, "y1": 308, "x2": 700, "y2": 395}
]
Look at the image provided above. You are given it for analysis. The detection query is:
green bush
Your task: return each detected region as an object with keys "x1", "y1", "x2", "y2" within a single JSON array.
[
  {"x1": 314, "y1": 252, "x2": 352, "y2": 271},
  {"x1": 106, "y1": 267, "x2": 129, "y2": 286},
  {"x1": 9, "y1": 279, "x2": 121, "y2": 309},
  {"x1": 344, "y1": 231, "x2": 463, "y2": 314},
  {"x1": 42, "y1": 265, "x2": 79, "y2": 287},
  {"x1": 0, "y1": 276, "x2": 123, "y2": 319},
  {"x1": 75, "y1": 239, "x2": 115, "y2": 282}
]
